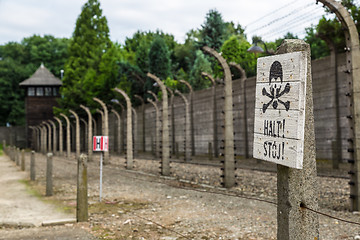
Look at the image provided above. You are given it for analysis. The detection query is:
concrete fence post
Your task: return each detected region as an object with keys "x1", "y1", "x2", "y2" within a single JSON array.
[
  {"x1": 147, "y1": 73, "x2": 170, "y2": 176},
  {"x1": 30, "y1": 151, "x2": 35, "y2": 181},
  {"x1": 49, "y1": 120, "x2": 57, "y2": 155},
  {"x1": 114, "y1": 88, "x2": 133, "y2": 169},
  {"x1": 111, "y1": 109, "x2": 121, "y2": 155},
  {"x1": 21, "y1": 149, "x2": 25, "y2": 171},
  {"x1": 203, "y1": 46, "x2": 235, "y2": 188},
  {"x1": 69, "y1": 110, "x2": 81, "y2": 160},
  {"x1": 44, "y1": 122, "x2": 52, "y2": 153},
  {"x1": 276, "y1": 39, "x2": 319, "y2": 239},
  {"x1": 60, "y1": 113, "x2": 71, "y2": 159},
  {"x1": 318, "y1": 0, "x2": 360, "y2": 211},
  {"x1": 54, "y1": 117, "x2": 63, "y2": 156},
  {"x1": 229, "y1": 62, "x2": 249, "y2": 159},
  {"x1": 134, "y1": 95, "x2": 146, "y2": 152},
  {"x1": 93, "y1": 98, "x2": 109, "y2": 165},
  {"x1": 46, "y1": 153, "x2": 53, "y2": 196},
  {"x1": 175, "y1": 89, "x2": 191, "y2": 162},
  {"x1": 147, "y1": 98, "x2": 160, "y2": 158},
  {"x1": 179, "y1": 80, "x2": 195, "y2": 157},
  {"x1": 80, "y1": 118, "x2": 88, "y2": 152},
  {"x1": 201, "y1": 72, "x2": 218, "y2": 158},
  {"x1": 132, "y1": 107, "x2": 138, "y2": 158},
  {"x1": 16, "y1": 148, "x2": 20, "y2": 166},
  {"x1": 77, "y1": 154, "x2": 88, "y2": 222},
  {"x1": 80, "y1": 105, "x2": 93, "y2": 162}
]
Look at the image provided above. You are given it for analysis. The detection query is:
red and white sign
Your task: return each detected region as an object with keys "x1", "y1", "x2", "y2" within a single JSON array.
[{"x1": 93, "y1": 136, "x2": 109, "y2": 152}]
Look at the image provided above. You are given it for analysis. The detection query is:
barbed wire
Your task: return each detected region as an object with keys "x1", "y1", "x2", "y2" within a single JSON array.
[
  {"x1": 245, "y1": 0, "x2": 299, "y2": 28},
  {"x1": 246, "y1": 3, "x2": 314, "y2": 35}
]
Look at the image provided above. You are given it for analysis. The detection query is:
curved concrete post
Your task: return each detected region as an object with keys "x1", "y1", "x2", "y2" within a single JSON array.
[
  {"x1": 69, "y1": 110, "x2": 80, "y2": 160},
  {"x1": 29, "y1": 126, "x2": 37, "y2": 151},
  {"x1": 114, "y1": 102, "x2": 125, "y2": 153},
  {"x1": 96, "y1": 109, "x2": 104, "y2": 136},
  {"x1": 93, "y1": 98, "x2": 109, "y2": 165},
  {"x1": 318, "y1": 0, "x2": 360, "y2": 211},
  {"x1": 229, "y1": 62, "x2": 249, "y2": 159},
  {"x1": 43, "y1": 122, "x2": 52, "y2": 153},
  {"x1": 80, "y1": 105, "x2": 93, "y2": 161},
  {"x1": 41, "y1": 124, "x2": 46, "y2": 154},
  {"x1": 35, "y1": 126, "x2": 41, "y2": 153},
  {"x1": 114, "y1": 88, "x2": 133, "y2": 169},
  {"x1": 147, "y1": 90, "x2": 158, "y2": 102},
  {"x1": 54, "y1": 117, "x2": 63, "y2": 156},
  {"x1": 49, "y1": 120, "x2": 57, "y2": 155},
  {"x1": 201, "y1": 72, "x2": 218, "y2": 158},
  {"x1": 92, "y1": 119, "x2": 97, "y2": 136},
  {"x1": 175, "y1": 90, "x2": 191, "y2": 162},
  {"x1": 147, "y1": 98, "x2": 160, "y2": 158},
  {"x1": 134, "y1": 95, "x2": 145, "y2": 152},
  {"x1": 80, "y1": 118, "x2": 88, "y2": 152},
  {"x1": 166, "y1": 87, "x2": 176, "y2": 156},
  {"x1": 60, "y1": 113, "x2": 71, "y2": 159},
  {"x1": 132, "y1": 107, "x2": 138, "y2": 158},
  {"x1": 147, "y1": 73, "x2": 170, "y2": 176},
  {"x1": 31, "y1": 127, "x2": 37, "y2": 152},
  {"x1": 203, "y1": 46, "x2": 235, "y2": 188},
  {"x1": 179, "y1": 80, "x2": 195, "y2": 156},
  {"x1": 111, "y1": 109, "x2": 122, "y2": 155}
]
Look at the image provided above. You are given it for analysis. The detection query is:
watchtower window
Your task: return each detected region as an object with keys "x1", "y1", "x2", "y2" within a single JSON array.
[
  {"x1": 45, "y1": 87, "x2": 52, "y2": 96},
  {"x1": 53, "y1": 87, "x2": 59, "y2": 96},
  {"x1": 36, "y1": 87, "x2": 44, "y2": 96},
  {"x1": 28, "y1": 87, "x2": 35, "y2": 96}
]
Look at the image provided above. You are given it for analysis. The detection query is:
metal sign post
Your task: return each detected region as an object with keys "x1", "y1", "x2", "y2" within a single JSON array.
[{"x1": 93, "y1": 136, "x2": 108, "y2": 202}]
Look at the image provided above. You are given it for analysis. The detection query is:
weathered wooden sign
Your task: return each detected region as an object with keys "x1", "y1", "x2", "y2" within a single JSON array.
[{"x1": 253, "y1": 51, "x2": 307, "y2": 169}]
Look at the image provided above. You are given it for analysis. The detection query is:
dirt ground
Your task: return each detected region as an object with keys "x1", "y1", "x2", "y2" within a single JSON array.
[{"x1": 0, "y1": 151, "x2": 360, "y2": 239}]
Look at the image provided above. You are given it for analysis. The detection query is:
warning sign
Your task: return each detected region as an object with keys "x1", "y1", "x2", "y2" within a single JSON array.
[{"x1": 93, "y1": 136, "x2": 109, "y2": 152}]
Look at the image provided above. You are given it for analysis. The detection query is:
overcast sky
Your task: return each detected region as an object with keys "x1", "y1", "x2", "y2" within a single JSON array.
[{"x1": 0, "y1": 0, "x2": 331, "y2": 45}]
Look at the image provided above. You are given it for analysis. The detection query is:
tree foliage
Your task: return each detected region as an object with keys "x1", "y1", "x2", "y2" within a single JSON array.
[
  {"x1": 58, "y1": 0, "x2": 117, "y2": 114},
  {"x1": 189, "y1": 50, "x2": 213, "y2": 90},
  {"x1": 0, "y1": 35, "x2": 69, "y2": 126},
  {"x1": 198, "y1": 9, "x2": 228, "y2": 51},
  {"x1": 221, "y1": 35, "x2": 257, "y2": 78}
]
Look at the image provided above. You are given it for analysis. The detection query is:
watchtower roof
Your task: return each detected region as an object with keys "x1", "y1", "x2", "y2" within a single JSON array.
[{"x1": 19, "y1": 63, "x2": 62, "y2": 86}]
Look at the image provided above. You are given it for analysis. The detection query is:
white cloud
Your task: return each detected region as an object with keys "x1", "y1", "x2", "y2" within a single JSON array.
[{"x1": 0, "y1": 0, "x2": 326, "y2": 45}]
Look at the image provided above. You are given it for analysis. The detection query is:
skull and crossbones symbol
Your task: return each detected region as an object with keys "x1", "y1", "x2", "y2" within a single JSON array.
[{"x1": 262, "y1": 61, "x2": 291, "y2": 113}]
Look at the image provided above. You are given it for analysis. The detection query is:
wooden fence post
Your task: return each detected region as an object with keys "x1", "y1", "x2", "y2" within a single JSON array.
[
  {"x1": 77, "y1": 154, "x2": 88, "y2": 222},
  {"x1": 46, "y1": 153, "x2": 53, "y2": 196},
  {"x1": 30, "y1": 151, "x2": 35, "y2": 181},
  {"x1": 21, "y1": 149, "x2": 25, "y2": 171}
]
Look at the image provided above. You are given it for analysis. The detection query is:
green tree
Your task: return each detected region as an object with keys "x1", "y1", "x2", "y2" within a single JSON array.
[
  {"x1": 198, "y1": 9, "x2": 227, "y2": 51},
  {"x1": 148, "y1": 36, "x2": 172, "y2": 79},
  {"x1": 189, "y1": 50, "x2": 213, "y2": 90},
  {"x1": 221, "y1": 35, "x2": 257, "y2": 78},
  {"x1": 58, "y1": 0, "x2": 114, "y2": 112},
  {"x1": 303, "y1": 0, "x2": 360, "y2": 59},
  {"x1": 0, "y1": 35, "x2": 69, "y2": 126}
]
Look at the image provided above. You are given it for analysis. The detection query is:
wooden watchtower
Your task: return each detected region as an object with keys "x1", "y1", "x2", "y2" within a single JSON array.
[{"x1": 19, "y1": 63, "x2": 62, "y2": 148}]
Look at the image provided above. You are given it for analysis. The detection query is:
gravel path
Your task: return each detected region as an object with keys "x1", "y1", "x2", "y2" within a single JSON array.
[{"x1": 1, "y1": 152, "x2": 360, "y2": 239}]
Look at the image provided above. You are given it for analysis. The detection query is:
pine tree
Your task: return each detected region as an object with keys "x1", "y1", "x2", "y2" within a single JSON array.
[
  {"x1": 146, "y1": 36, "x2": 172, "y2": 94},
  {"x1": 189, "y1": 50, "x2": 212, "y2": 90},
  {"x1": 59, "y1": 0, "x2": 114, "y2": 111},
  {"x1": 198, "y1": 9, "x2": 227, "y2": 51}
]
